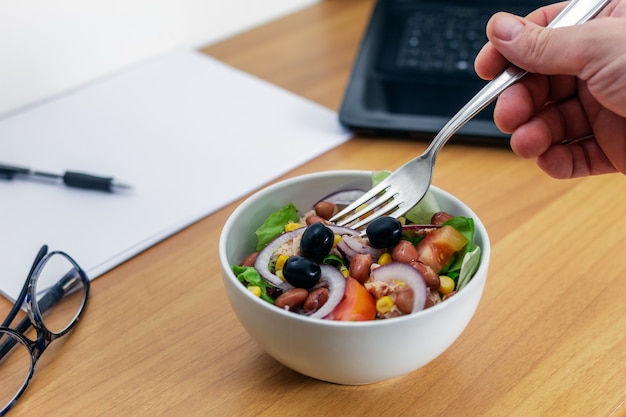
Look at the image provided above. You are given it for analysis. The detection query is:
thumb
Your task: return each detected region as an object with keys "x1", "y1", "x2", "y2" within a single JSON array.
[{"x1": 486, "y1": 12, "x2": 591, "y2": 76}]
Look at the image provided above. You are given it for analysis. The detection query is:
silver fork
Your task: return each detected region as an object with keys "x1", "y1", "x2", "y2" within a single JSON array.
[{"x1": 331, "y1": 0, "x2": 612, "y2": 230}]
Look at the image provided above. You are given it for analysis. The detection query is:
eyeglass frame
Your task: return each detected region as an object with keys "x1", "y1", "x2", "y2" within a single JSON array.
[{"x1": 0, "y1": 245, "x2": 90, "y2": 416}]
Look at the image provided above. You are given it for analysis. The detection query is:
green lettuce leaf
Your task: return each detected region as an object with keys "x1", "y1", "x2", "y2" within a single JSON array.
[
  {"x1": 371, "y1": 170, "x2": 391, "y2": 186},
  {"x1": 457, "y1": 246, "x2": 481, "y2": 291},
  {"x1": 404, "y1": 191, "x2": 442, "y2": 224},
  {"x1": 254, "y1": 202, "x2": 298, "y2": 250},
  {"x1": 232, "y1": 265, "x2": 276, "y2": 303}
]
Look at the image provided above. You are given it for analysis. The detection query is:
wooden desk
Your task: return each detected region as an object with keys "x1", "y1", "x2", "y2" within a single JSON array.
[{"x1": 6, "y1": 1, "x2": 625, "y2": 415}]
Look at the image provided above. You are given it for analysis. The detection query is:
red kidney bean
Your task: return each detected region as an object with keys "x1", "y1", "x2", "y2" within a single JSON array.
[
  {"x1": 391, "y1": 240, "x2": 418, "y2": 264},
  {"x1": 275, "y1": 288, "x2": 308, "y2": 310},
  {"x1": 314, "y1": 202, "x2": 339, "y2": 220},
  {"x1": 409, "y1": 261, "x2": 440, "y2": 290},
  {"x1": 431, "y1": 211, "x2": 454, "y2": 225},
  {"x1": 349, "y1": 254, "x2": 372, "y2": 283},
  {"x1": 303, "y1": 287, "x2": 329, "y2": 313},
  {"x1": 239, "y1": 252, "x2": 258, "y2": 267},
  {"x1": 395, "y1": 287, "x2": 414, "y2": 314},
  {"x1": 305, "y1": 215, "x2": 328, "y2": 225},
  {"x1": 443, "y1": 291, "x2": 457, "y2": 301}
]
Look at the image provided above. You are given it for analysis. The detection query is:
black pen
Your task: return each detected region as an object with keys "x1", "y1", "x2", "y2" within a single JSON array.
[{"x1": 0, "y1": 162, "x2": 132, "y2": 192}]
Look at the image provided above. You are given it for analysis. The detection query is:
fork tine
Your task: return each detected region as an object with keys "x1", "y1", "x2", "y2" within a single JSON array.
[
  {"x1": 330, "y1": 179, "x2": 410, "y2": 228},
  {"x1": 333, "y1": 190, "x2": 397, "y2": 227},
  {"x1": 329, "y1": 181, "x2": 390, "y2": 225},
  {"x1": 348, "y1": 198, "x2": 407, "y2": 230}
]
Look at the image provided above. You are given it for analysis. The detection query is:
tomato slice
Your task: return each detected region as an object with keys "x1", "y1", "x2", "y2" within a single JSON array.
[
  {"x1": 326, "y1": 276, "x2": 376, "y2": 321},
  {"x1": 415, "y1": 225, "x2": 469, "y2": 272}
]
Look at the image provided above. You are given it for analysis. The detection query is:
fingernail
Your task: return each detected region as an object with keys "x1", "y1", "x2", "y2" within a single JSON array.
[{"x1": 493, "y1": 13, "x2": 524, "y2": 41}]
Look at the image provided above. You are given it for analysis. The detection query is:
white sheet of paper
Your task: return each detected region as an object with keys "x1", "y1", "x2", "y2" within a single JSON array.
[{"x1": 0, "y1": 48, "x2": 350, "y2": 302}]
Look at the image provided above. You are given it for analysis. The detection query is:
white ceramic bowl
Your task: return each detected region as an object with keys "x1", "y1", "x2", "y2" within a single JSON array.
[{"x1": 219, "y1": 170, "x2": 490, "y2": 385}]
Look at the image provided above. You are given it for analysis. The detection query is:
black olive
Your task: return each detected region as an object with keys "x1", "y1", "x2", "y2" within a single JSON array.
[
  {"x1": 282, "y1": 256, "x2": 321, "y2": 289},
  {"x1": 300, "y1": 222, "x2": 335, "y2": 262},
  {"x1": 365, "y1": 217, "x2": 403, "y2": 249}
]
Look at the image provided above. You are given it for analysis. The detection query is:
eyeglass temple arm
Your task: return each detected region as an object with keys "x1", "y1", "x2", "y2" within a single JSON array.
[
  {"x1": 0, "y1": 272, "x2": 77, "y2": 358},
  {"x1": 1, "y1": 246, "x2": 48, "y2": 329}
]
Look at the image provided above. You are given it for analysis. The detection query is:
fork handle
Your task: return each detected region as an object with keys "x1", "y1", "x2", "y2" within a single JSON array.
[{"x1": 423, "y1": 0, "x2": 612, "y2": 158}]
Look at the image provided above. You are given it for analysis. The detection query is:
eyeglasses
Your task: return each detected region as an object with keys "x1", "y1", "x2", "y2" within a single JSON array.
[{"x1": 0, "y1": 245, "x2": 90, "y2": 416}]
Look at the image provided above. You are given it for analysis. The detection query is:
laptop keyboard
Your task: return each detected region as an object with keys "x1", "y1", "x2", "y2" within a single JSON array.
[{"x1": 396, "y1": 5, "x2": 491, "y2": 76}]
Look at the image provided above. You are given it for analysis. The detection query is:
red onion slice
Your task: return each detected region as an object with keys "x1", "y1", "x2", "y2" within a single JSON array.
[
  {"x1": 327, "y1": 225, "x2": 361, "y2": 237},
  {"x1": 308, "y1": 266, "x2": 346, "y2": 319},
  {"x1": 370, "y1": 263, "x2": 427, "y2": 313},
  {"x1": 336, "y1": 239, "x2": 359, "y2": 262},
  {"x1": 316, "y1": 189, "x2": 366, "y2": 206},
  {"x1": 401, "y1": 224, "x2": 441, "y2": 231},
  {"x1": 342, "y1": 235, "x2": 383, "y2": 261},
  {"x1": 254, "y1": 229, "x2": 302, "y2": 290},
  {"x1": 254, "y1": 225, "x2": 359, "y2": 290}
]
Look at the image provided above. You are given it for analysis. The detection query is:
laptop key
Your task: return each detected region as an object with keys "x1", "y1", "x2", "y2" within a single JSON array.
[{"x1": 396, "y1": 5, "x2": 492, "y2": 77}]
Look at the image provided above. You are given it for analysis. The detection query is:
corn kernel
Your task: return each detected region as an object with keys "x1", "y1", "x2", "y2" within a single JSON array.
[
  {"x1": 275, "y1": 270, "x2": 286, "y2": 282},
  {"x1": 376, "y1": 296, "x2": 395, "y2": 314},
  {"x1": 333, "y1": 234, "x2": 342, "y2": 247},
  {"x1": 275, "y1": 254, "x2": 289, "y2": 272},
  {"x1": 284, "y1": 222, "x2": 302, "y2": 232},
  {"x1": 377, "y1": 252, "x2": 392, "y2": 266},
  {"x1": 340, "y1": 266, "x2": 349, "y2": 278},
  {"x1": 247, "y1": 286, "x2": 262, "y2": 297},
  {"x1": 439, "y1": 275, "x2": 455, "y2": 294}
]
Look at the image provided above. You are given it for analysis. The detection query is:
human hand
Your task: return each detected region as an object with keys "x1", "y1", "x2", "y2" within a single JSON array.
[{"x1": 474, "y1": 1, "x2": 626, "y2": 178}]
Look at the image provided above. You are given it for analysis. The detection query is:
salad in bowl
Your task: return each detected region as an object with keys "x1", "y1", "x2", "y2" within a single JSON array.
[{"x1": 231, "y1": 171, "x2": 482, "y2": 322}]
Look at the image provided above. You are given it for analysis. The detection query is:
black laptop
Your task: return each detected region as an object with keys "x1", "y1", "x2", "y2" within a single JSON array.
[{"x1": 339, "y1": 0, "x2": 550, "y2": 146}]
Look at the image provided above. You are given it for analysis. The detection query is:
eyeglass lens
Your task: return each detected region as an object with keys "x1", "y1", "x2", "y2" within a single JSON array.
[
  {"x1": 0, "y1": 331, "x2": 32, "y2": 412},
  {"x1": 33, "y1": 253, "x2": 86, "y2": 334}
]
